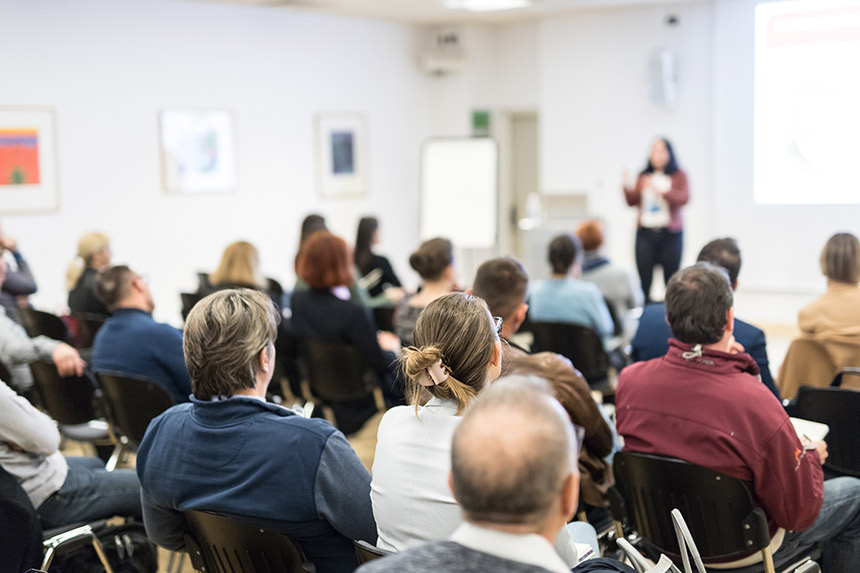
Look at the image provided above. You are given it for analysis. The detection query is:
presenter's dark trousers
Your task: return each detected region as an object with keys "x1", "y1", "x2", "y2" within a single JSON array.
[{"x1": 635, "y1": 227, "x2": 683, "y2": 303}]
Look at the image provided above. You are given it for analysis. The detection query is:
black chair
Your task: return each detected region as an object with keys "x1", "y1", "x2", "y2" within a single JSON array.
[
  {"x1": 184, "y1": 510, "x2": 316, "y2": 573},
  {"x1": 353, "y1": 539, "x2": 391, "y2": 564},
  {"x1": 299, "y1": 339, "x2": 384, "y2": 435},
  {"x1": 610, "y1": 451, "x2": 819, "y2": 573},
  {"x1": 96, "y1": 372, "x2": 175, "y2": 468},
  {"x1": 0, "y1": 464, "x2": 114, "y2": 572},
  {"x1": 0, "y1": 359, "x2": 11, "y2": 384},
  {"x1": 72, "y1": 313, "x2": 106, "y2": 349},
  {"x1": 20, "y1": 307, "x2": 71, "y2": 343},
  {"x1": 28, "y1": 361, "x2": 113, "y2": 457},
  {"x1": 181, "y1": 292, "x2": 204, "y2": 322},
  {"x1": 372, "y1": 306, "x2": 396, "y2": 332},
  {"x1": 530, "y1": 322, "x2": 612, "y2": 389},
  {"x1": 785, "y1": 385, "x2": 860, "y2": 478}
]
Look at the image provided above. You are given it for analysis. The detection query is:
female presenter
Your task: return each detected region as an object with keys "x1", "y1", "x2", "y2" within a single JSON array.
[{"x1": 623, "y1": 137, "x2": 689, "y2": 302}]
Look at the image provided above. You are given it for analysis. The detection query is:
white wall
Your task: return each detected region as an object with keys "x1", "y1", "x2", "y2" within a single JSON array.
[{"x1": 1, "y1": 0, "x2": 431, "y2": 324}]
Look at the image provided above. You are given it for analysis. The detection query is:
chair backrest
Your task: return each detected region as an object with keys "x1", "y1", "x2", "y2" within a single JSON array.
[
  {"x1": 184, "y1": 510, "x2": 315, "y2": 573},
  {"x1": 29, "y1": 361, "x2": 100, "y2": 426},
  {"x1": 20, "y1": 307, "x2": 70, "y2": 343},
  {"x1": 789, "y1": 386, "x2": 860, "y2": 477},
  {"x1": 299, "y1": 339, "x2": 379, "y2": 403},
  {"x1": 371, "y1": 306, "x2": 396, "y2": 333},
  {"x1": 611, "y1": 451, "x2": 771, "y2": 564},
  {"x1": 353, "y1": 539, "x2": 391, "y2": 564},
  {"x1": 530, "y1": 322, "x2": 610, "y2": 386},
  {"x1": 96, "y1": 372, "x2": 174, "y2": 446},
  {"x1": 72, "y1": 313, "x2": 106, "y2": 349},
  {"x1": 180, "y1": 292, "x2": 204, "y2": 322}
]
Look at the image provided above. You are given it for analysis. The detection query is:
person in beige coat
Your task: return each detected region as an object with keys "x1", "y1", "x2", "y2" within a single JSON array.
[{"x1": 799, "y1": 232, "x2": 860, "y2": 337}]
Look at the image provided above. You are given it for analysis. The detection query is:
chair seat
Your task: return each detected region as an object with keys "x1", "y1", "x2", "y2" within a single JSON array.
[{"x1": 59, "y1": 420, "x2": 110, "y2": 442}]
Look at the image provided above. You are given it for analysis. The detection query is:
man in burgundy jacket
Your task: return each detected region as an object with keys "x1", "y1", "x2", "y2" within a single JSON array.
[{"x1": 616, "y1": 262, "x2": 860, "y2": 572}]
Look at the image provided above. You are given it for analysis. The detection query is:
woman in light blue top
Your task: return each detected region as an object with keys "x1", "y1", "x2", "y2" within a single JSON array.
[{"x1": 529, "y1": 233, "x2": 614, "y2": 343}]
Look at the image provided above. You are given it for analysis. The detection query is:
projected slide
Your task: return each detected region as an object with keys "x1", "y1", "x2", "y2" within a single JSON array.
[{"x1": 755, "y1": 1, "x2": 860, "y2": 204}]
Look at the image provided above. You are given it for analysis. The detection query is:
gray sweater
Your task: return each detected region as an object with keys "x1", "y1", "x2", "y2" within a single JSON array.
[
  {"x1": 0, "y1": 306, "x2": 58, "y2": 391},
  {"x1": 358, "y1": 541, "x2": 555, "y2": 573},
  {"x1": 0, "y1": 379, "x2": 67, "y2": 508}
]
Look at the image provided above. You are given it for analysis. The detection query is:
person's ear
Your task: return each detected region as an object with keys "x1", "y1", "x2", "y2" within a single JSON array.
[
  {"x1": 560, "y1": 473, "x2": 579, "y2": 522},
  {"x1": 514, "y1": 303, "x2": 528, "y2": 326},
  {"x1": 491, "y1": 338, "x2": 501, "y2": 367},
  {"x1": 726, "y1": 307, "x2": 735, "y2": 334},
  {"x1": 447, "y1": 471, "x2": 458, "y2": 501},
  {"x1": 258, "y1": 346, "x2": 271, "y2": 374}
]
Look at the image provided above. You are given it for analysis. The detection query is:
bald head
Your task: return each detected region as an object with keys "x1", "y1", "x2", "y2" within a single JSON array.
[{"x1": 451, "y1": 376, "x2": 579, "y2": 528}]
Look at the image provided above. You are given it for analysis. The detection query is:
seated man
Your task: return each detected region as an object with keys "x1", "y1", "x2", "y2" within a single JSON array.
[
  {"x1": 0, "y1": 377, "x2": 141, "y2": 528},
  {"x1": 529, "y1": 233, "x2": 614, "y2": 345},
  {"x1": 92, "y1": 266, "x2": 191, "y2": 403},
  {"x1": 136, "y1": 289, "x2": 377, "y2": 573},
  {"x1": 629, "y1": 237, "x2": 778, "y2": 398},
  {"x1": 472, "y1": 257, "x2": 616, "y2": 510},
  {"x1": 617, "y1": 262, "x2": 860, "y2": 572},
  {"x1": 0, "y1": 227, "x2": 38, "y2": 325},
  {"x1": 0, "y1": 253, "x2": 85, "y2": 393},
  {"x1": 360, "y1": 376, "x2": 624, "y2": 573}
]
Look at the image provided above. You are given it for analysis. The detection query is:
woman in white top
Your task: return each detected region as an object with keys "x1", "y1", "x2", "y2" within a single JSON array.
[{"x1": 371, "y1": 292, "x2": 501, "y2": 552}]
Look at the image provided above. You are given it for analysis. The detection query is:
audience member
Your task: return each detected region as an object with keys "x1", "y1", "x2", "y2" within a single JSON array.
[
  {"x1": 355, "y1": 216, "x2": 402, "y2": 298},
  {"x1": 299, "y1": 213, "x2": 327, "y2": 246},
  {"x1": 394, "y1": 237, "x2": 455, "y2": 346},
  {"x1": 361, "y1": 376, "x2": 600, "y2": 573},
  {"x1": 630, "y1": 237, "x2": 779, "y2": 398},
  {"x1": 798, "y1": 232, "x2": 860, "y2": 338},
  {"x1": 291, "y1": 231, "x2": 401, "y2": 429},
  {"x1": 0, "y1": 226, "x2": 37, "y2": 325},
  {"x1": 616, "y1": 262, "x2": 860, "y2": 572},
  {"x1": 92, "y1": 266, "x2": 191, "y2": 403},
  {"x1": 576, "y1": 220, "x2": 642, "y2": 338},
  {"x1": 0, "y1": 377, "x2": 141, "y2": 529},
  {"x1": 136, "y1": 289, "x2": 377, "y2": 573},
  {"x1": 0, "y1": 253, "x2": 85, "y2": 392},
  {"x1": 529, "y1": 233, "x2": 614, "y2": 344},
  {"x1": 472, "y1": 257, "x2": 616, "y2": 510},
  {"x1": 67, "y1": 232, "x2": 112, "y2": 317}
]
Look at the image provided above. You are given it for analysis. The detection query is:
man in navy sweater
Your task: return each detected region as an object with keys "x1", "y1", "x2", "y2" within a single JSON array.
[
  {"x1": 92, "y1": 265, "x2": 190, "y2": 403},
  {"x1": 629, "y1": 237, "x2": 779, "y2": 399}
]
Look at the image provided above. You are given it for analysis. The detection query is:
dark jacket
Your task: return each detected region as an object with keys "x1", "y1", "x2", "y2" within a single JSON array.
[
  {"x1": 0, "y1": 252, "x2": 37, "y2": 325},
  {"x1": 630, "y1": 302, "x2": 779, "y2": 400},
  {"x1": 91, "y1": 308, "x2": 191, "y2": 403},
  {"x1": 68, "y1": 267, "x2": 109, "y2": 317},
  {"x1": 616, "y1": 339, "x2": 823, "y2": 534},
  {"x1": 137, "y1": 396, "x2": 377, "y2": 573}
]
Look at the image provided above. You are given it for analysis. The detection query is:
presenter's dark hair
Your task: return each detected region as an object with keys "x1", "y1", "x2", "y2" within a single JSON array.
[
  {"x1": 354, "y1": 216, "x2": 378, "y2": 275},
  {"x1": 643, "y1": 137, "x2": 679, "y2": 175},
  {"x1": 665, "y1": 263, "x2": 733, "y2": 345}
]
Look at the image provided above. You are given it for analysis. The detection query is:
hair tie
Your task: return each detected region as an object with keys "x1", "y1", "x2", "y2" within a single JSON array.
[{"x1": 419, "y1": 359, "x2": 449, "y2": 387}]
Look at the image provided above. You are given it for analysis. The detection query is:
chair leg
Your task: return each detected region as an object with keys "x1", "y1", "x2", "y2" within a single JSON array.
[
  {"x1": 167, "y1": 550, "x2": 186, "y2": 573},
  {"x1": 42, "y1": 545, "x2": 57, "y2": 570},
  {"x1": 104, "y1": 442, "x2": 124, "y2": 471},
  {"x1": 91, "y1": 534, "x2": 115, "y2": 573},
  {"x1": 762, "y1": 548, "x2": 776, "y2": 573}
]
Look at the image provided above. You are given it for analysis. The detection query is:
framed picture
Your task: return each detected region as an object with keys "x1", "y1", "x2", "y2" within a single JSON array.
[
  {"x1": 160, "y1": 109, "x2": 237, "y2": 194},
  {"x1": 0, "y1": 106, "x2": 59, "y2": 214},
  {"x1": 316, "y1": 113, "x2": 368, "y2": 197}
]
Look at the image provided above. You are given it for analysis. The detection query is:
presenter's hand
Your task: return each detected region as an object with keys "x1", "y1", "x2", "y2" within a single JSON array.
[{"x1": 52, "y1": 343, "x2": 86, "y2": 377}]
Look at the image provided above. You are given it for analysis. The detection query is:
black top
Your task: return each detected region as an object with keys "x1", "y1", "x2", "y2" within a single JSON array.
[
  {"x1": 68, "y1": 267, "x2": 110, "y2": 317},
  {"x1": 359, "y1": 254, "x2": 401, "y2": 298},
  {"x1": 291, "y1": 288, "x2": 393, "y2": 376}
]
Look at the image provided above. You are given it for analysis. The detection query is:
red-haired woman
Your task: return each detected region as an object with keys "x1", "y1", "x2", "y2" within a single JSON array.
[{"x1": 292, "y1": 231, "x2": 401, "y2": 430}]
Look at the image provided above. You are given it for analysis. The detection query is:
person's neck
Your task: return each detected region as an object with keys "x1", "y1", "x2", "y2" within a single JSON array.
[
  {"x1": 467, "y1": 519, "x2": 556, "y2": 545},
  {"x1": 234, "y1": 384, "x2": 267, "y2": 399},
  {"x1": 500, "y1": 321, "x2": 520, "y2": 341},
  {"x1": 703, "y1": 332, "x2": 734, "y2": 354},
  {"x1": 414, "y1": 278, "x2": 453, "y2": 303},
  {"x1": 113, "y1": 299, "x2": 150, "y2": 313}
]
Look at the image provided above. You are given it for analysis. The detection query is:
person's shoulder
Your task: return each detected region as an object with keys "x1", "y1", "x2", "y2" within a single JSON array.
[
  {"x1": 357, "y1": 541, "x2": 461, "y2": 572},
  {"x1": 733, "y1": 317, "x2": 764, "y2": 340},
  {"x1": 377, "y1": 405, "x2": 417, "y2": 433}
]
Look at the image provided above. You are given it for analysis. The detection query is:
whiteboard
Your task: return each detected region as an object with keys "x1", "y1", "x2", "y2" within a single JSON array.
[{"x1": 420, "y1": 138, "x2": 498, "y2": 249}]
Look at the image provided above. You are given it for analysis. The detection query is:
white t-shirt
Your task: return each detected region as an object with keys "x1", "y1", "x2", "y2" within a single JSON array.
[{"x1": 640, "y1": 172, "x2": 671, "y2": 229}]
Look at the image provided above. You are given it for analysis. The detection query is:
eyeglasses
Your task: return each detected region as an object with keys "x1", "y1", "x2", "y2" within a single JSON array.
[{"x1": 493, "y1": 316, "x2": 503, "y2": 335}]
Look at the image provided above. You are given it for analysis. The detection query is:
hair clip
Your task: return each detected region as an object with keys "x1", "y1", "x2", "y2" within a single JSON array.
[{"x1": 419, "y1": 359, "x2": 449, "y2": 387}]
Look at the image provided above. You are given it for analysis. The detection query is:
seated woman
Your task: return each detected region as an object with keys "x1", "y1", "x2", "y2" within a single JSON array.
[
  {"x1": 799, "y1": 232, "x2": 860, "y2": 338},
  {"x1": 393, "y1": 238, "x2": 455, "y2": 346},
  {"x1": 354, "y1": 216, "x2": 402, "y2": 299},
  {"x1": 291, "y1": 231, "x2": 402, "y2": 430},
  {"x1": 204, "y1": 241, "x2": 283, "y2": 308},
  {"x1": 67, "y1": 232, "x2": 112, "y2": 317},
  {"x1": 529, "y1": 233, "x2": 614, "y2": 345},
  {"x1": 371, "y1": 292, "x2": 588, "y2": 566}
]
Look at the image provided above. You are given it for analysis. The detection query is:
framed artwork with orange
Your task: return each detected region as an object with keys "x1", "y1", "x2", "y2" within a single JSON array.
[{"x1": 0, "y1": 107, "x2": 59, "y2": 214}]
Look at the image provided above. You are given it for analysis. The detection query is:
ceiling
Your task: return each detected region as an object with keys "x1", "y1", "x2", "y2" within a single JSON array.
[{"x1": 193, "y1": 0, "x2": 711, "y2": 24}]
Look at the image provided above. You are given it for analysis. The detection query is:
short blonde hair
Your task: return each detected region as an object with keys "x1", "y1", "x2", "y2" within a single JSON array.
[
  {"x1": 821, "y1": 233, "x2": 860, "y2": 284},
  {"x1": 66, "y1": 232, "x2": 110, "y2": 290},
  {"x1": 211, "y1": 241, "x2": 265, "y2": 288},
  {"x1": 399, "y1": 292, "x2": 498, "y2": 414},
  {"x1": 184, "y1": 289, "x2": 280, "y2": 400}
]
